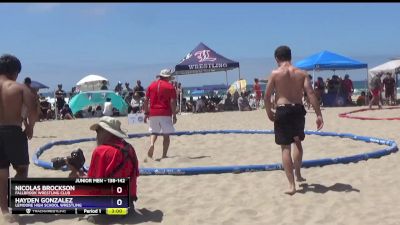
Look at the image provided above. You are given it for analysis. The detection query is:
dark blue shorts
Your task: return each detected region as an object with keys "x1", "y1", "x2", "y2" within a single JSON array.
[
  {"x1": 274, "y1": 104, "x2": 306, "y2": 145},
  {"x1": 0, "y1": 125, "x2": 29, "y2": 168}
]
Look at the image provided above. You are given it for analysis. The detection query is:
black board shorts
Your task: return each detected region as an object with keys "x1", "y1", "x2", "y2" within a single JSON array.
[
  {"x1": 274, "y1": 104, "x2": 307, "y2": 145},
  {"x1": 0, "y1": 125, "x2": 29, "y2": 168}
]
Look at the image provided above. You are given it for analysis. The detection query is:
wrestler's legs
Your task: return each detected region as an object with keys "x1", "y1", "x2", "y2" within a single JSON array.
[
  {"x1": 281, "y1": 145, "x2": 296, "y2": 195},
  {"x1": 293, "y1": 137, "x2": 306, "y2": 182}
]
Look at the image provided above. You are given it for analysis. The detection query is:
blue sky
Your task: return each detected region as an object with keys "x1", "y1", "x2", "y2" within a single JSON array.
[{"x1": 1, "y1": 3, "x2": 400, "y2": 91}]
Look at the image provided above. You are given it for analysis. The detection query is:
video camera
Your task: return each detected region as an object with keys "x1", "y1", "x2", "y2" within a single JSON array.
[{"x1": 51, "y1": 149, "x2": 86, "y2": 170}]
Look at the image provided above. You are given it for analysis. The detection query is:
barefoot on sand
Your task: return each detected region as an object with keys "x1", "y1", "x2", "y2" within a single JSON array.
[
  {"x1": 296, "y1": 177, "x2": 306, "y2": 182},
  {"x1": 284, "y1": 188, "x2": 297, "y2": 196}
]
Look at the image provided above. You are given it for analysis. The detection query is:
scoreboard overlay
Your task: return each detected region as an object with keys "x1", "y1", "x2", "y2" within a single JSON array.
[{"x1": 9, "y1": 178, "x2": 130, "y2": 215}]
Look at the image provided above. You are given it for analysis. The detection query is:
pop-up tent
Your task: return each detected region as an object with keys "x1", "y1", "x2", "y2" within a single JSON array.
[
  {"x1": 369, "y1": 59, "x2": 400, "y2": 76},
  {"x1": 173, "y1": 42, "x2": 241, "y2": 112},
  {"x1": 69, "y1": 90, "x2": 128, "y2": 116},
  {"x1": 295, "y1": 50, "x2": 367, "y2": 71},
  {"x1": 295, "y1": 50, "x2": 368, "y2": 106},
  {"x1": 369, "y1": 59, "x2": 400, "y2": 102},
  {"x1": 173, "y1": 42, "x2": 240, "y2": 86}
]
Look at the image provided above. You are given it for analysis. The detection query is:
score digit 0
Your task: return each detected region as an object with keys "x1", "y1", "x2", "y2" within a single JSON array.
[
  {"x1": 117, "y1": 187, "x2": 122, "y2": 194},
  {"x1": 117, "y1": 199, "x2": 122, "y2": 206}
]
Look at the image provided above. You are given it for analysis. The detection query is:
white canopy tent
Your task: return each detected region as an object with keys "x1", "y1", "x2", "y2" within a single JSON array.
[
  {"x1": 76, "y1": 74, "x2": 108, "y2": 92},
  {"x1": 369, "y1": 59, "x2": 400, "y2": 103},
  {"x1": 369, "y1": 59, "x2": 400, "y2": 77}
]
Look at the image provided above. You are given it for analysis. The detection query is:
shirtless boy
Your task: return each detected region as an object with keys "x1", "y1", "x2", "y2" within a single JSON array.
[
  {"x1": 0, "y1": 54, "x2": 38, "y2": 221},
  {"x1": 264, "y1": 46, "x2": 324, "y2": 195}
]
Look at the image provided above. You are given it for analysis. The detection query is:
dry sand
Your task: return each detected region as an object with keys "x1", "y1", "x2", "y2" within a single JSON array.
[{"x1": 3, "y1": 106, "x2": 400, "y2": 225}]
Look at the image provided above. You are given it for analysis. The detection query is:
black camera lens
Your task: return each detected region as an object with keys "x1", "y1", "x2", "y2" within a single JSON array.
[{"x1": 51, "y1": 157, "x2": 67, "y2": 169}]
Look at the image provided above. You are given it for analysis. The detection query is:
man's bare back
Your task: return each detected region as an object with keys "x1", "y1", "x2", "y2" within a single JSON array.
[
  {"x1": 270, "y1": 62, "x2": 309, "y2": 106},
  {"x1": 0, "y1": 78, "x2": 25, "y2": 126},
  {"x1": 0, "y1": 74, "x2": 37, "y2": 139},
  {"x1": 264, "y1": 45, "x2": 323, "y2": 196}
]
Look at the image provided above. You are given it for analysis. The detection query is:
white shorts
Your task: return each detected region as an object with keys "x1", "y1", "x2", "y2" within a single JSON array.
[{"x1": 149, "y1": 116, "x2": 175, "y2": 134}]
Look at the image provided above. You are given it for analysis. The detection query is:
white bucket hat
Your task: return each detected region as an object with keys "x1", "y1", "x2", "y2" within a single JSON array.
[
  {"x1": 90, "y1": 116, "x2": 127, "y2": 139},
  {"x1": 159, "y1": 68, "x2": 173, "y2": 78}
]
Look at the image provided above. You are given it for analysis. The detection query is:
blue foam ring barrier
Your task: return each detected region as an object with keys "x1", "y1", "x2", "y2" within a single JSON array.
[
  {"x1": 33, "y1": 130, "x2": 398, "y2": 175},
  {"x1": 139, "y1": 163, "x2": 284, "y2": 176}
]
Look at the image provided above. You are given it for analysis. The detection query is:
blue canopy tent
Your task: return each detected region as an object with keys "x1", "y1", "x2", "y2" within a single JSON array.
[
  {"x1": 69, "y1": 90, "x2": 129, "y2": 116},
  {"x1": 295, "y1": 50, "x2": 368, "y2": 106}
]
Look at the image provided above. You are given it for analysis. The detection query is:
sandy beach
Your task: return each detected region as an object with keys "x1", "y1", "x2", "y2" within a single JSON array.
[{"x1": 4, "y1": 106, "x2": 400, "y2": 225}]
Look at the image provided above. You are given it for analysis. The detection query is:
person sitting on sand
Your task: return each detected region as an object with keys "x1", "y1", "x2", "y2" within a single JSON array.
[
  {"x1": 67, "y1": 116, "x2": 139, "y2": 206},
  {"x1": 238, "y1": 91, "x2": 252, "y2": 111},
  {"x1": 60, "y1": 104, "x2": 74, "y2": 120},
  {"x1": 356, "y1": 91, "x2": 366, "y2": 106}
]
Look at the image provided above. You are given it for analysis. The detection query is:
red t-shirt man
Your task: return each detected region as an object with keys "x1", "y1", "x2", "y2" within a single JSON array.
[{"x1": 146, "y1": 79, "x2": 177, "y2": 116}]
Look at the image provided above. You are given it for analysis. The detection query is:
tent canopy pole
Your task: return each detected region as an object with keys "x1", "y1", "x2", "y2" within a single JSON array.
[{"x1": 225, "y1": 70, "x2": 228, "y2": 87}]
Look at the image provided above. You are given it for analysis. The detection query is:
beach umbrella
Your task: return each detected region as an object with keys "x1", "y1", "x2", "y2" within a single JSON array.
[
  {"x1": 69, "y1": 90, "x2": 128, "y2": 115},
  {"x1": 227, "y1": 79, "x2": 247, "y2": 95},
  {"x1": 76, "y1": 74, "x2": 108, "y2": 91},
  {"x1": 30, "y1": 80, "x2": 49, "y2": 89}
]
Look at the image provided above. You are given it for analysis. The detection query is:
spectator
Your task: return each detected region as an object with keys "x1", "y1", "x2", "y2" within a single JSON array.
[
  {"x1": 68, "y1": 116, "x2": 139, "y2": 204},
  {"x1": 223, "y1": 92, "x2": 234, "y2": 111},
  {"x1": 238, "y1": 92, "x2": 252, "y2": 111},
  {"x1": 195, "y1": 96, "x2": 206, "y2": 113},
  {"x1": 70, "y1": 87, "x2": 78, "y2": 99},
  {"x1": 82, "y1": 106, "x2": 94, "y2": 118},
  {"x1": 383, "y1": 72, "x2": 396, "y2": 105},
  {"x1": 124, "y1": 91, "x2": 134, "y2": 113},
  {"x1": 134, "y1": 80, "x2": 145, "y2": 98},
  {"x1": 103, "y1": 97, "x2": 113, "y2": 116},
  {"x1": 39, "y1": 95, "x2": 53, "y2": 120},
  {"x1": 114, "y1": 81, "x2": 123, "y2": 96},
  {"x1": 55, "y1": 84, "x2": 66, "y2": 115},
  {"x1": 100, "y1": 80, "x2": 108, "y2": 90},
  {"x1": 94, "y1": 105, "x2": 103, "y2": 117},
  {"x1": 186, "y1": 96, "x2": 195, "y2": 112},
  {"x1": 130, "y1": 92, "x2": 142, "y2": 113},
  {"x1": 60, "y1": 104, "x2": 74, "y2": 120},
  {"x1": 356, "y1": 91, "x2": 366, "y2": 106},
  {"x1": 369, "y1": 72, "x2": 383, "y2": 109},
  {"x1": 253, "y1": 78, "x2": 262, "y2": 109},
  {"x1": 342, "y1": 74, "x2": 354, "y2": 105},
  {"x1": 122, "y1": 82, "x2": 132, "y2": 99},
  {"x1": 314, "y1": 77, "x2": 325, "y2": 106},
  {"x1": 232, "y1": 91, "x2": 240, "y2": 110}
]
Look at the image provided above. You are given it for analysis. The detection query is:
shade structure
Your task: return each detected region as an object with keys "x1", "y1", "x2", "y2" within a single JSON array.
[
  {"x1": 227, "y1": 79, "x2": 247, "y2": 95},
  {"x1": 369, "y1": 59, "x2": 400, "y2": 103},
  {"x1": 295, "y1": 50, "x2": 368, "y2": 107},
  {"x1": 69, "y1": 90, "x2": 128, "y2": 115},
  {"x1": 174, "y1": 42, "x2": 239, "y2": 76},
  {"x1": 369, "y1": 59, "x2": 400, "y2": 77},
  {"x1": 76, "y1": 74, "x2": 108, "y2": 91},
  {"x1": 30, "y1": 80, "x2": 49, "y2": 89},
  {"x1": 295, "y1": 50, "x2": 367, "y2": 71}
]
